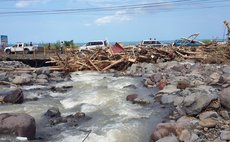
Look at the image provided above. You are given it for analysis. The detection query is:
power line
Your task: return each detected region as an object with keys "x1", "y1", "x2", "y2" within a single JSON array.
[{"x1": 0, "y1": 0, "x2": 229, "y2": 16}]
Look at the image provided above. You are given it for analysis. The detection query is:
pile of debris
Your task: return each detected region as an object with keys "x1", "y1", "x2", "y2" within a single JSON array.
[{"x1": 50, "y1": 44, "x2": 230, "y2": 72}]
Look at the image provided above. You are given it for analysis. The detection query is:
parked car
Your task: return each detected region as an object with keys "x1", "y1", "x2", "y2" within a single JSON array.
[
  {"x1": 139, "y1": 39, "x2": 167, "y2": 47},
  {"x1": 173, "y1": 39, "x2": 204, "y2": 47},
  {"x1": 4, "y1": 42, "x2": 38, "y2": 54},
  {"x1": 80, "y1": 40, "x2": 109, "y2": 50}
]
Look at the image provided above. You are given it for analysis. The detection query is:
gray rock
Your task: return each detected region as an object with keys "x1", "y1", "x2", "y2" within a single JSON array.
[
  {"x1": 183, "y1": 94, "x2": 196, "y2": 107},
  {"x1": 174, "y1": 96, "x2": 184, "y2": 106},
  {"x1": 0, "y1": 61, "x2": 30, "y2": 68},
  {"x1": 158, "y1": 85, "x2": 180, "y2": 94},
  {"x1": 220, "y1": 131, "x2": 230, "y2": 140},
  {"x1": 160, "y1": 94, "x2": 176, "y2": 104},
  {"x1": 36, "y1": 79, "x2": 48, "y2": 84},
  {"x1": 199, "y1": 111, "x2": 219, "y2": 120},
  {"x1": 32, "y1": 72, "x2": 37, "y2": 79},
  {"x1": 171, "y1": 65, "x2": 186, "y2": 72},
  {"x1": 127, "y1": 64, "x2": 141, "y2": 75},
  {"x1": 223, "y1": 66, "x2": 230, "y2": 74},
  {"x1": 37, "y1": 74, "x2": 48, "y2": 79},
  {"x1": 44, "y1": 107, "x2": 61, "y2": 118},
  {"x1": 182, "y1": 92, "x2": 218, "y2": 115},
  {"x1": 12, "y1": 74, "x2": 32, "y2": 85},
  {"x1": 12, "y1": 76, "x2": 31, "y2": 85},
  {"x1": 0, "y1": 113, "x2": 36, "y2": 140},
  {"x1": 220, "y1": 87, "x2": 230, "y2": 110},
  {"x1": 156, "y1": 135, "x2": 179, "y2": 142},
  {"x1": 219, "y1": 110, "x2": 229, "y2": 120},
  {"x1": 177, "y1": 116, "x2": 199, "y2": 127},
  {"x1": 34, "y1": 68, "x2": 43, "y2": 75},
  {"x1": 222, "y1": 73, "x2": 230, "y2": 83},
  {"x1": 35, "y1": 67, "x2": 50, "y2": 75},
  {"x1": 50, "y1": 71, "x2": 63, "y2": 78},
  {"x1": 180, "y1": 89, "x2": 192, "y2": 97},
  {"x1": 0, "y1": 87, "x2": 24, "y2": 104},
  {"x1": 0, "y1": 72, "x2": 7, "y2": 81}
]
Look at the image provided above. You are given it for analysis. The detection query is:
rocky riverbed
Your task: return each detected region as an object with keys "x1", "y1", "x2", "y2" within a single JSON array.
[
  {"x1": 124, "y1": 61, "x2": 230, "y2": 142},
  {"x1": 1, "y1": 60, "x2": 230, "y2": 142}
]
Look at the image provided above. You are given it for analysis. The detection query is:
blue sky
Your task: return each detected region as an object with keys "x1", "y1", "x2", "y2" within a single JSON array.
[{"x1": 0, "y1": 0, "x2": 230, "y2": 43}]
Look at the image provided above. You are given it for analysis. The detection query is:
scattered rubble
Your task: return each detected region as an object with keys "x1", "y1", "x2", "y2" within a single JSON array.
[{"x1": 49, "y1": 45, "x2": 230, "y2": 72}]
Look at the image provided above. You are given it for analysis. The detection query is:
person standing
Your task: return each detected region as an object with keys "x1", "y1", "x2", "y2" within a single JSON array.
[{"x1": 60, "y1": 41, "x2": 64, "y2": 54}]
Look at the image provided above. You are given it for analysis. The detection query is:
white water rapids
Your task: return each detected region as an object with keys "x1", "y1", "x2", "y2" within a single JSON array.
[{"x1": 0, "y1": 72, "x2": 170, "y2": 142}]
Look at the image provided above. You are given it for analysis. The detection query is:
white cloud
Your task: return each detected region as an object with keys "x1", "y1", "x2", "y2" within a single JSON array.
[
  {"x1": 94, "y1": 11, "x2": 131, "y2": 26},
  {"x1": 15, "y1": 0, "x2": 49, "y2": 8}
]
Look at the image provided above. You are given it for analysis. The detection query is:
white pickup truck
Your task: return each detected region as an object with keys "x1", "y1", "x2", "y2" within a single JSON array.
[{"x1": 4, "y1": 43, "x2": 38, "y2": 54}]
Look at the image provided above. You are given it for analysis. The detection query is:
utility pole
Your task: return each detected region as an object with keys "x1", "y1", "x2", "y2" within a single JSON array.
[{"x1": 224, "y1": 20, "x2": 230, "y2": 45}]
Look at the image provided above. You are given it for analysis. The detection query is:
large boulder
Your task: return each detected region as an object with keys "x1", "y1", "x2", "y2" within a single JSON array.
[
  {"x1": 0, "y1": 87, "x2": 23, "y2": 104},
  {"x1": 182, "y1": 92, "x2": 218, "y2": 115},
  {"x1": 219, "y1": 87, "x2": 230, "y2": 110},
  {"x1": 0, "y1": 113, "x2": 36, "y2": 140}
]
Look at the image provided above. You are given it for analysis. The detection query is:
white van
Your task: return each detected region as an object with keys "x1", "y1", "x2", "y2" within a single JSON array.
[{"x1": 80, "y1": 40, "x2": 108, "y2": 50}]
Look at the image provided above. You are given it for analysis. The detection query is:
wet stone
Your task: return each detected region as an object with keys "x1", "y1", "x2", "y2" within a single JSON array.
[
  {"x1": 126, "y1": 94, "x2": 138, "y2": 102},
  {"x1": 44, "y1": 107, "x2": 61, "y2": 118}
]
